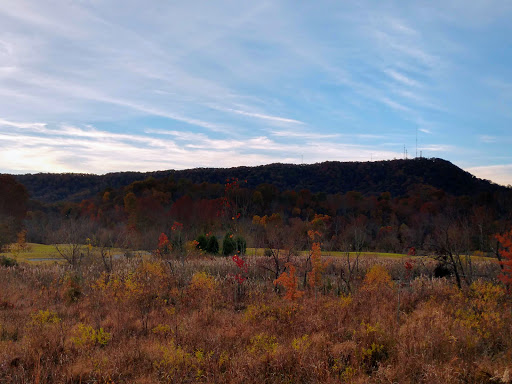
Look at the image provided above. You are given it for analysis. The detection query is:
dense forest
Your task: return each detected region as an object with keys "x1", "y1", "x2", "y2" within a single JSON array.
[
  {"x1": 3, "y1": 158, "x2": 512, "y2": 269},
  {"x1": 14, "y1": 158, "x2": 508, "y2": 203}
]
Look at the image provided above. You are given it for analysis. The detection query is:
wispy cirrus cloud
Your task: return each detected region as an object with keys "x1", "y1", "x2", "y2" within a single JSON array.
[
  {"x1": 384, "y1": 69, "x2": 422, "y2": 88},
  {"x1": 214, "y1": 107, "x2": 305, "y2": 126},
  {"x1": 479, "y1": 135, "x2": 497, "y2": 144},
  {"x1": 0, "y1": 118, "x2": 403, "y2": 174},
  {"x1": 0, "y1": 1, "x2": 511, "y2": 185}
]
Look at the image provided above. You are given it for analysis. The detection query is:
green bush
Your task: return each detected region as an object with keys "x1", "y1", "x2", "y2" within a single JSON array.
[
  {"x1": 196, "y1": 234, "x2": 207, "y2": 251},
  {"x1": 64, "y1": 274, "x2": 82, "y2": 303},
  {"x1": 0, "y1": 256, "x2": 17, "y2": 267},
  {"x1": 235, "y1": 235, "x2": 247, "y2": 255},
  {"x1": 222, "y1": 233, "x2": 247, "y2": 256},
  {"x1": 222, "y1": 233, "x2": 236, "y2": 256},
  {"x1": 205, "y1": 235, "x2": 219, "y2": 255}
]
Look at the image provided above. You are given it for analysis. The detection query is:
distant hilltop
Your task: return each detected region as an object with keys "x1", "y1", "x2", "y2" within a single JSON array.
[{"x1": 13, "y1": 158, "x2": 509, "y2": 203}]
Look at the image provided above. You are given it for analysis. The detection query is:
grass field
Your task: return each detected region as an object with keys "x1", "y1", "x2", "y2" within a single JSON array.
[
  {"x1": 247, "y1": 248, "x2": 412, "y2": 259},
  {"x1": 2, "y1": 245, "x2": 409, "y2": 264},
  {"x1": 0, "y1": 243, "x2": 62, "y2": 263},
  {"x1": 0, "y1": 243, "x2": 130, "y2": 264},
  {"x1": 2, "y1": 244, "x2": 492, "y2": 265}
]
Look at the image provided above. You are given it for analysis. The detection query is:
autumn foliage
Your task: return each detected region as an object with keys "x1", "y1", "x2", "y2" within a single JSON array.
[
  {"x1": 274, "y1": 263, "x2": 304, "y2": 300},
  {"x1": 1, "y1": 250, "x2": 511, "y2": 383},
  {"x1": 307, "y1": 229, "x2": 328, "y2": 290},
  {"x1": 496, "y1": 229, "x2": 512, "y2": 291}
]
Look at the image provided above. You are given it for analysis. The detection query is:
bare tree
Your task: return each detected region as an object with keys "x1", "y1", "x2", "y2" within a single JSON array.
[
  {"x1": 429, "y1": 215, "x2": 473, "y2": 289},
  {"x1": 252, "y1": 214, "x2": 297, "y2": 289},
  {"x1": 338, "y1": 215, "x2": 368, "y2": 293},
  {"x1": 51, "y1": 218, "x2": 94, "y2": 270},
  {"x1": 92, "y1": 227, "x2": 125, "y2": 274}
]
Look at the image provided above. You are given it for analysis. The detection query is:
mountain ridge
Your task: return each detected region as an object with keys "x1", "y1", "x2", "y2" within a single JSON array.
[{"x1": 12, "y1": 158, "x2": 508, "y2": 203}]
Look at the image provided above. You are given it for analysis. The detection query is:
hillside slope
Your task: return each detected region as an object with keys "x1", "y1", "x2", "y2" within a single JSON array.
[{"x1": 13, "y1": 158, "x2": 507, "y2": 203}]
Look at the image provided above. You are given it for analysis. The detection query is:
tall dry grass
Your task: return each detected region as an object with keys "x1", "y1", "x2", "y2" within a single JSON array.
[{"x1": 0, "y1": 253, "x2": 510, "y2": 383}]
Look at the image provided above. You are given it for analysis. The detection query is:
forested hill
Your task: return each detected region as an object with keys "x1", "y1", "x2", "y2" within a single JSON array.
[{"x1": 14, "y1": 158, "x2": 508, "y2": 203}]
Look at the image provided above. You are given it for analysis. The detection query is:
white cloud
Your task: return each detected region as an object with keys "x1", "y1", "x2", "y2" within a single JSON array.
[
  {"x1": 418, "y1": 144, "x2": 454, "y2": 152},
  {"x1": 0, "y1": 120, "x2": 404, "y2": 174},
  {"x1": 384, "y1": 69, "x2": 421, "y2": 88},
  {"x1": 466, "y1": 164, "x2": 512, "y2": 186},
  {"x1": 0, "y1": 0, "x2": 510, "y2": 183},
  {"x1": 479, "y1": 135, "x2": 497, "y2": 143},
  {"x1": 218, "y1": 107, "x2": 304, "y2": 125},
  {"x1": 0, "y1": 118, "x2": 47, "y2": 130},
  {"x1": 269, "y1": 129, "x2": 340, "y2": 140}
]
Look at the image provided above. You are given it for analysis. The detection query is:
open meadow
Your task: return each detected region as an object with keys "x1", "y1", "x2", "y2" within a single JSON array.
[{"x1": 1, "y1": 243, "x2": 511, "y2": 384}]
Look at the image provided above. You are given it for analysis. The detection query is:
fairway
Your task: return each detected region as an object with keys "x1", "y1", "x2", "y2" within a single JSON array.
[
  {"x1": 2, "y1": 245, "x2": 493, "y2": 265},
  {"x1": 0, "y1": 243, "x2": 62, "y2": 263},
  {"x1": 246, "y1": 248, "x2": 409, "y2": 259}
]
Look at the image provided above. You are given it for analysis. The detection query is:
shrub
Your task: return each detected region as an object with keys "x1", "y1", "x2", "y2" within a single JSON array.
[
  {"x1": 235, "y1": 235, "x2": 247, "y2": 255},
  {"x1": 189, "y1": 271, "x2": 216, "y2": 293},
  {"x1": 188, "y1": 271, "x2": 218, "y2": 306},
  {"x1": 196, "y1": 234, "x2": 207, "y2": 251},
  {"x1": 71, "y1": 323, "x2": 111, "y2": 348},
  {"x1": 222, "y1": 233, "x2": 236, "y2": 256},
  {"x1": 0, "y1": 256, "x2": 17, "y2": 267},
  {"x1": 274, "y1": 263, "x2": 304, "y2": 301},
  {"x1": 205, "y1": 235, "x2": 219, "y2": 255},
  {"x1": 248, "y1": 333, "x2": 278, "y2": 355},
  {"x1": 30, "y1": 309, "x2": 61, "y2": 326},
  {"x1": 361, "y1": 265, "x2": 393, "y2": 291},
  {"x1": 63, "y1": 273, "x2": 82, "y2": 303}
]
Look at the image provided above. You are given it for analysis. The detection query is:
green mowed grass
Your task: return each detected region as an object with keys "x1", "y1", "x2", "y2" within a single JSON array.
[
  {"x1": 246, "y1": 248, "x2": 409, "y2": 259},
  {"x1": 320, "y1": 251, "x2": 408, "y2": 259},
  {"x1": 2, "y1": 245, "x2": 493, "y2": 264},
  {"x1": 1, "y1": 243, "x2": 64, "y2": 263},
  {"x1": 246, "y1": 248, "x2": 494, "y2": 261},
  {"x1": 0, "y1": 243, "x2": 132, "y2": 264}
]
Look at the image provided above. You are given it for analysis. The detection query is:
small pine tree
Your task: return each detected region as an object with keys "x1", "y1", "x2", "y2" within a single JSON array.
[
  {"x1": 205, "y1": 235, "x2": 219, "y2": 255},
  {"x1": 222, "y1": 233, "x2": 236, "y2": 256},
  {"x1": 196, "y1": 234, "x2": 207, "y2": 251},
  {"x1": 235, "y1": 235, "x2": 247, "y2": 255}
]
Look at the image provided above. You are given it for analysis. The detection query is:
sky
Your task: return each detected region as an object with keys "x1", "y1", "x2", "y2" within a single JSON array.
[{"x1": 0, "y1": 1, "x2": 512, "y2": 186}]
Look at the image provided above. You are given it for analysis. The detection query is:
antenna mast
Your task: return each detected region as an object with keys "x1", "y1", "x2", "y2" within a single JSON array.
[{"x1": 416, "y1": 127, "x2": 418, "y2": 158}]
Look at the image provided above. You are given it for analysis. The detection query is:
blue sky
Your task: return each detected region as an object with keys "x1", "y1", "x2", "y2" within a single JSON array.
[{"x1": 1, "y1": 1, "x2": 512, "y2": 185}]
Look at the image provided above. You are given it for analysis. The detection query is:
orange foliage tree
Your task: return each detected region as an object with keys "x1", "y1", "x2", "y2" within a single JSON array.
[
  {"x1": 307, "y1": 230, "x2": 328, "y2": 290},
  {"x1": 156, "y1": 233, "x2": 171, "y2": 257},
  {"x1": 274, "y1": 263, "x2": 304, "y2": 301},
  {"x1": 496, "y1": 229, "x2": 512, "y2": 292}
]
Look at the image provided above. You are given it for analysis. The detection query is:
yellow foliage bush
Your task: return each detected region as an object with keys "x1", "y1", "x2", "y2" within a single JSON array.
[
  {"x1": 248, "y1": 333, "x2": 278, "y2": 355},
  {"x1": 454, "y1": 281, "x2": 506, "y2": 341},
  {"x1": 292, "y1": 334, "x2": 311, "y2": 353},
  {"x1": 152, "y1": 324, "x2": 172, "y2": 337},
  {"x1": 244, "y1": 302, "x2": 300, "y2": 324},
  {"x1": 361, "y1": 265, "x2": 393, "y2": 291},
  {"x1": 30, "y1": 309, "x2": 61, "y2": 326},
  {"x1": 154, "y1": 341, "x2": 212, "y2": 380},
  {"x1": 189, "y1": 271, "x2": 216, "y2": 292},
  {"x1": 71, "y1": 323, "x2": 111, "y2": 348}
]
